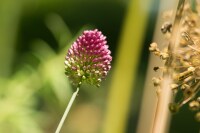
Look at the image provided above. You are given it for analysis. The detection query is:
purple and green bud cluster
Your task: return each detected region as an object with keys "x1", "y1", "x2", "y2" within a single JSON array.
[{"x1": 65, "y1": 29, "x2": 112, "y2": 87}]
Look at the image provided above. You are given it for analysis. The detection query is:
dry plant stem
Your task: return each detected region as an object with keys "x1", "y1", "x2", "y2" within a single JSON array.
[
  {"x1": 152, "y1": 76, "x2": 172, "y2": 133},
  {"x1": 55, "y1": 88, "x2": 79, "y2": 133},
  {"x1": 152, "y1": 0, "x2": 186, "y2": 133}
]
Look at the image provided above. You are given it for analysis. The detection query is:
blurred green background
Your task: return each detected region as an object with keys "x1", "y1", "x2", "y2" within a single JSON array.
[{"x1": 0, "y1": 0, "x2": 199, "y2": 133}]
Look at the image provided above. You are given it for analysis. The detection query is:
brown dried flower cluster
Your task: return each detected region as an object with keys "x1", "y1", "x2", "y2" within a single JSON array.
[{"x1": 150, "y1": 1, "x2": 200, "y2": 121}]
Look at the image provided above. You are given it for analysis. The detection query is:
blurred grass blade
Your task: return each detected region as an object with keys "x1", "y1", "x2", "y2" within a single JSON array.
[
  {"x1": 102, "y1": 0, "x2": 153, "y2": 133},
  {"x1": 45, "y1": 13, "x2": 72, "y2": 49},
  {"x1": 136, "y1": 0, "x2": 180, "y2": 133},
  {"x1": 0, "y1": 0, "x2": 22, "y2": 77}
]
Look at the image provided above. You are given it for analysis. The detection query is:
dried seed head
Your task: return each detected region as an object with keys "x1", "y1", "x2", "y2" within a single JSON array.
[
  {"x1": 180, "y1": 84, "x2": 190, "y2": 90},
  {"x1": 152, "y1": 77, "x2": 161, "y2": 87},
  {"x1": 65, "y1": 29, "x2": 112, "y2": 87},
  {"x1": 170, "y1": 84, "x2": 179, "y2": 90},
  {"x1": 169, "y1": 103, "x2": 180, "y2": 113},
  {"x1": 195, "y1": 112, "x2": 200, "y2": 122},
  {"x1": 150, "y1": 1, "x2": 200, "y2": 120},
  {"x1": 197, "y1": 97, "x2": 200, "y2": 103},
  {"x1": 188, "y1": 66, "x2": 195, "y2": 72},
  {"x1": 189, "y1": 100, "x2": 200, "y2": 111},
  {"x1": 160, "y1": 52, "x2": 169, "y2": 60},
  {"x1": 183, "y1": 88, "x2": 193, "y2": 98},
  {"x1": 149, "y1": 42, "x2": 159, "y2": 52}
]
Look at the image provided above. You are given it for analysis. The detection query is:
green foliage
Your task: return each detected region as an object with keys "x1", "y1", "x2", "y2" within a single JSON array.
[{"x1": 0, "y1": 13, "x2": 89, "y2": 132}]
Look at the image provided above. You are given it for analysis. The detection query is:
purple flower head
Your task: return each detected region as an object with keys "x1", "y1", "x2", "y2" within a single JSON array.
[{"x1": 65, "y1": 29, "x2": 112, "y2": 87}]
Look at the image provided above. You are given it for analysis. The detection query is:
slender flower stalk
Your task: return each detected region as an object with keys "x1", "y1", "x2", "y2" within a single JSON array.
[
  {"x1": 55, "y1": 87, "x2": 79, "y2": 133},
  {"x1": 55, "y1": 29, "x2": 112, "y2": 133}
]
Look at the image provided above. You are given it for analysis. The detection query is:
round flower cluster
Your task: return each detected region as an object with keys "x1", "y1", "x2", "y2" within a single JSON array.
[{"x1": 65, "y1": 29, "x2": 112, "y2": 87}]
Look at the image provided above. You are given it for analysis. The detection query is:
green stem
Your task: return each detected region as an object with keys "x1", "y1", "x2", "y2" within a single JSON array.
[{"x1": 55, "y1": 87, "x2": 79, "y2": 133}]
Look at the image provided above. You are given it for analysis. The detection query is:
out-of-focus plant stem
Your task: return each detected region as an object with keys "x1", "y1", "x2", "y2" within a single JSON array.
[
  {"x1": 0, "y1": 0, "x2": 22, "y2": 77},
  {"x1": 102, "y1": 0, "x2": 153, "y2": 133}
]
